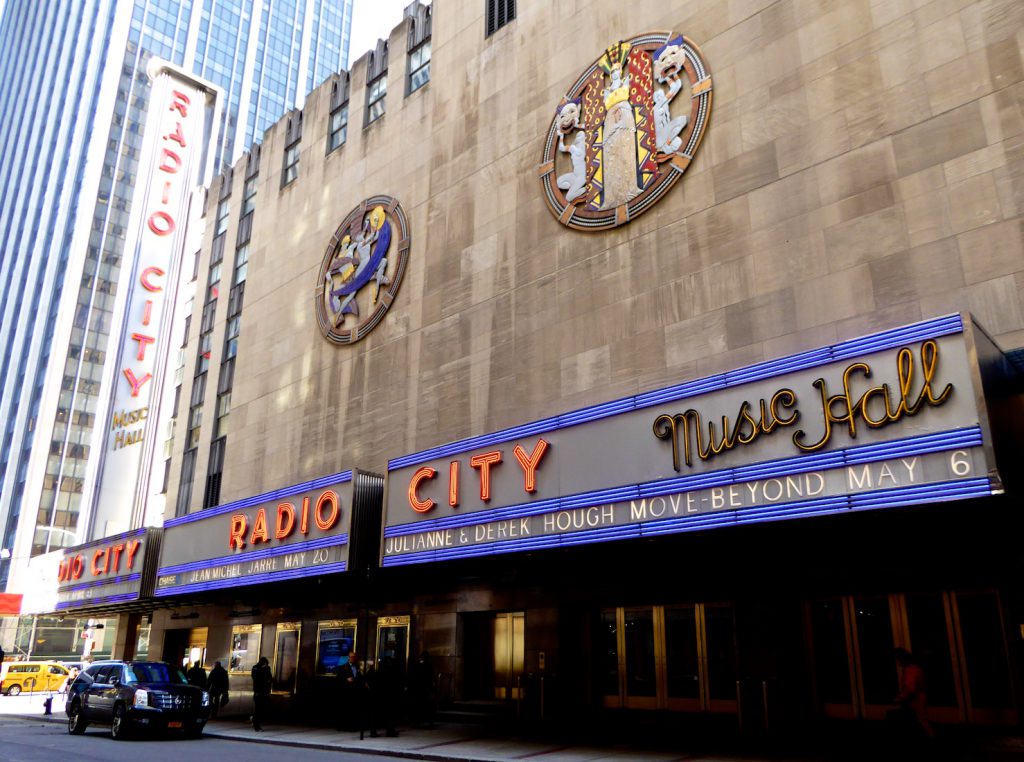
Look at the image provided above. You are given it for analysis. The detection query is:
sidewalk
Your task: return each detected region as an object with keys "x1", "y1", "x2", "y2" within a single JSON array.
[
  {"x1": 0, "y1": 695, "x2": 698, "y2": 762},
  {"x1": 3, "y1": 693, "x2": 1023, "y2": 761}
]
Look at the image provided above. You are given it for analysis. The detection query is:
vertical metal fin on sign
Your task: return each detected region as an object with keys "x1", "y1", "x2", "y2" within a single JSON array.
[
  {"x1": 140, "y1": 528, "x2": 163, "y2": 599},
  {"x1": 349, "y1": 470, "x2": 385, "y2": 577}
]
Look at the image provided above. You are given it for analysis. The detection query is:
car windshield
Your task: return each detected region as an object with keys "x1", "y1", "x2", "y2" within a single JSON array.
[{"x1": 124, "y1": 663, "x2": 188, "y2": 685}]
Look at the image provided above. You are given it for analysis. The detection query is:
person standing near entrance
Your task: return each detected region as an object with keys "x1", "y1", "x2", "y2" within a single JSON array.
[
  {"x1": 892, "y1": 648, "x2": 934, "y2": 739},
  {"x1": 208, "y1": 661, "x2": 229, "y2": 719},
  {"x1": 336, "y1": 649, "x2": 364, "y2": 732},
  {"x1": 251, "y1": 656, "x2": 272, "y2": 731}
]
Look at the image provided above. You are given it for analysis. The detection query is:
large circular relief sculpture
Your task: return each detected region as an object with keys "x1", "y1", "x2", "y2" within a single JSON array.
[
  {"x1": 316, "y1": 195, "x2": 411, "y2": 345},
  {"x1": 539, "y1": 32, "x2": 713, "y2": 231}
]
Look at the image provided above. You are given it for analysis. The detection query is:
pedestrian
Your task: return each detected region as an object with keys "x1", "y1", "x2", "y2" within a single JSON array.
[
  {"x1": 889, "y1": 648, "x2": 934, "y2": 741},
  {"x1": 408, "y1": 651, "x2": 434, "y2": 728},
  {"x1": 208, "y1": 660, "x2": 229, "y2": 719},
  {"x1": 336, "y1": 649, "x2": 363, "y2": 732},
  {"x1": 250, "y1": 656, "x2": 272, "y2": 731},
  {"x1": 186, "y1": 661, "x2": 207, "y2": 689},
  {"x1": 60, "y1": 666, "x2": 79, "y2": 695}
]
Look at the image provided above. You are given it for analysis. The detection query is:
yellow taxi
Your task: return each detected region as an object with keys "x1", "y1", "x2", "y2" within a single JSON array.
[{"x1": 2, "y1": 661, "x2": 70, "y2": 695}]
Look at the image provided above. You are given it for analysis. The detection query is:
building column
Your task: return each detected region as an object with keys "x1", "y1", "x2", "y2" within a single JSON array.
[{"x1": 110, "y1": 612, "x2": 140, "y2": 660}]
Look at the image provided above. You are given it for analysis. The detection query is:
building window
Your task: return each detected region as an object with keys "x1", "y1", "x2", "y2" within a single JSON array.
[
  {"x1": 215, "y1": 198, "x2": 230, "y2": 235},
  {"x1": 242, "y1": 177, "x2": 257, "y2": 215},
  {"x1": 408, "y1": 40, "x2": 431, "y2": 94},
  {"x1": 485, "y1": 0, "x2": 515, "y2": 36},
  {"x1": 175, "y1": 448, "x2": 197, "y2": 517},
  {"x1": 214, "y1": 392, "x2": 231, "y2": 438},
  {"x1": 366, "y1": 75, "x2": 386, "y2": 124},
  {"x1": 232, "y1": 244, "x2": 249, "y2": 287},
  {"x1": 207, "y1": 261, "x2": 221, "y2": 302},
  {"x1": 187, "y1": 403, "x2": 203, "y2": 448},
  {"x1": 327, "y1": 104, "x2": 348, "y2": 152},
  {"x1": 197, "y1": 332, "x2": 212, "y2": 374},
  {"x1": 282, "y1": 141, "x2": 299, "y2": 186},
  {"x1": 224, "y1": 316, "x2": 240, "y2": 359},
  {"x1": 203, "y1": 436, "x2": 226, "y2": 509}
]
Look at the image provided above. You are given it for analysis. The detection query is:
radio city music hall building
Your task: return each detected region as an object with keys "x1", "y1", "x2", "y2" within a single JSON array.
[{"x1": 59, "y1": 0, "x2": 1024, "y2": 735}]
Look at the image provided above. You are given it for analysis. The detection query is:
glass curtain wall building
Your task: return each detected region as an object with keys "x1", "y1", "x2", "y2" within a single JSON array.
[{"x1": 0, "y1": 0, "x2": 352, "y2": 594}]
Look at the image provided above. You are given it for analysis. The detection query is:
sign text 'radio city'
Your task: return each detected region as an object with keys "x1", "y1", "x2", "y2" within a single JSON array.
[
  {"x1": 228, "y1": 489, "x2": 343, "y2": 550},
  {"x1": 58, "y1": 540, "x2": 143, "y2": 582},
  {"x1": 407, "y1": 439, "x2": 550, "y2": 513},
  {"x1": 121, "y1": 88, "x2": 194, "y2": 401}
]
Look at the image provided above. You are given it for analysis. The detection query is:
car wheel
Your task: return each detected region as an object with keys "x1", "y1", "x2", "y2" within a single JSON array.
[
  {"x1": 7, "y1": 684, "x2": 21, "y2": 696},
  {"x1": 111, "y1": 704, "x2": 130, "y2": 740},
  {"x1": 68, "y1": 702, "x2": 87, "y2": 735},
  {"x1": 186, "y1": 723, "x2": 205, "y2": 739}
]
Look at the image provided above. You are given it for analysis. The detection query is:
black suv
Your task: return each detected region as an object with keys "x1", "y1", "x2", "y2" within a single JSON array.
[{"x1": 66, "y1": 660, "x2": 210, "y2": 739}]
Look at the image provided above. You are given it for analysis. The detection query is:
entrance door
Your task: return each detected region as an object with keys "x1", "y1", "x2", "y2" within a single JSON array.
[
  {"x1": 807, "y1": 591, "x2": 1016, "y2": 725},
  {"x1": 376, "y1": 616, "x2": 410, "y2": 675},
  {"x1": 493, "y1": 612, "x2": 525, "y2": 700},
  {"x1": 161, "y1": 629, "x2": 190, "y2": 670},
  {"x1": 186, "y1": 627, "x2": 208, "y2": 670},
  {"x1": 272, "y1": 622, "x2": 301, "y2": 693},
  {"x1": 601, "y1": 604, "x2": 737, "y2": 713}
]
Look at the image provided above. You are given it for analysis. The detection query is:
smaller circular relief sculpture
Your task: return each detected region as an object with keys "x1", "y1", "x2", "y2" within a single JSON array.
[{"x1": 315, "y1": 196, "x2": 411, "y2": 344}]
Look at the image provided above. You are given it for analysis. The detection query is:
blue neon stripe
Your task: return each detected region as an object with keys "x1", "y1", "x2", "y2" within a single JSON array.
[
  {"x1": 154, "y1": 561, "x2": 347, "y2": 597},
  {"x1": 56, "y1": 591, "x2": 140, "y2": 610},
  {"x1": 381, "y1": 477, "x2": 993, "y2": 567},
  {"x1": 157, "y1": 533, "x2": 348, "y2": 576},
  {"x1": 384, "y1": 426, "x2": 983, "y2": 538},
  {"x1": 388, "y1": 314, "x2": 965, "y2": 471},
  {"x1": 164, "y1": 471, "x2": 353, "y2": 527},
  {"x1": 60, "y1": 573, "x2": 141, "y2": 593}
]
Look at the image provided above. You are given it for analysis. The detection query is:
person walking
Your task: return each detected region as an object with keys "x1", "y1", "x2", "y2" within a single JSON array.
[
  {"x1": 208, "y1": 661, "x2": 229, "y2": 719},
  {"x1": 186, "y1": 661, "x2": 207, "y2": 689},
  {"x1": 250, "y1": 656, "x2": 272, "y2": 731}
]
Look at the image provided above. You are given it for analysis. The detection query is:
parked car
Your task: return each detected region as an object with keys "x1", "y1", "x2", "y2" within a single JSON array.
[
  {"x1": 66, "y1": 660, "x2": 210, "y2": 739},
  {"x1": 2, "y1": 661, "x2": 69, "y2": 695}
]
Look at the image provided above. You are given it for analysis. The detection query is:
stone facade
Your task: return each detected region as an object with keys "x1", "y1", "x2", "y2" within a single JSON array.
[{"x1": 171, "y1": 0, "x2": 1024, "y2": 514}]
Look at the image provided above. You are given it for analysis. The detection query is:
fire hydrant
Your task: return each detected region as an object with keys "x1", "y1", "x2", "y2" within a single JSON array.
[{"x1": 43, "y1": 696, "x2": 52, "y2": 715}]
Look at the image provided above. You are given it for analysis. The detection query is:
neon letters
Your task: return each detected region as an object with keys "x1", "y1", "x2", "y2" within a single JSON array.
[{"x1": 653, "y1": 341, "x2": 954, "y2": 471}]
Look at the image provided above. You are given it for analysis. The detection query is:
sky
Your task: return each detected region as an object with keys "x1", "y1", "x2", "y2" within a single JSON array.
[{"x1": 348, "y1": 0, "x2": 429, "y2": 67}]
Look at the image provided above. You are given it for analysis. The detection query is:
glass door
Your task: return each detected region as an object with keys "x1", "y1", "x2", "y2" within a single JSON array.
[
  {"x1": 494, "y1": 612, "x2": 525, "y2": 700},
  {"x1": 376, "y1": 615, "x2": 410, "y2": 675},
  {"x1": 807, "y1": 591, "x2": 1016, "y2": 725},
  {"x1": 186, "y1": 627, "x2": 208, "y2": 670},
  {"x1": 601, "y1": 603, "x2": 737, "y2": 713},
  {"x1": 272, "y1": 622, "x2": 301, "y2": 693},
  {"x1": 951, "y1": 591, "x2": 1016, "y2": 725}
]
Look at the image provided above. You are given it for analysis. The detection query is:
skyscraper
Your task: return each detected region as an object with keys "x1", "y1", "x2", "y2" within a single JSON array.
[{"x1": 0, "y1": 0, "x2": 353, "y2": 596}]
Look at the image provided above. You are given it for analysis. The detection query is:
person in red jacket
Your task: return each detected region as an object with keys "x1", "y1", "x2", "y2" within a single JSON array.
[{"x1": 893, "y1": 648, "x2": 934, "y2": 738}]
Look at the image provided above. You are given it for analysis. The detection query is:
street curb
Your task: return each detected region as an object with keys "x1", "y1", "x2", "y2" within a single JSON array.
[
  {"x1": 4, "y1": 713, "x2": 64, "y2": 724},
  {"x1": 202, "y1": 729, "x2": 496, "y2": 762}
]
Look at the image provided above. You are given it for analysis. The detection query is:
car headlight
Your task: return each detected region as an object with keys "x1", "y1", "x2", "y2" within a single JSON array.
[
  {"x1": 133, "y1": 689, "x2": 149, "y2": 708},
  {"x1": 201, "y1": 691, "x2": 210, "y2": 707}
]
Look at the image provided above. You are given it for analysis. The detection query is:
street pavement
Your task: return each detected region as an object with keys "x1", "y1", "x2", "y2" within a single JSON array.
[
  {"x1": 0, "y1": 716, "x2": 413, "y2": 761},
  {"x1": 2, "y1": 691, "x2": 1023, "y2": 761}
]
